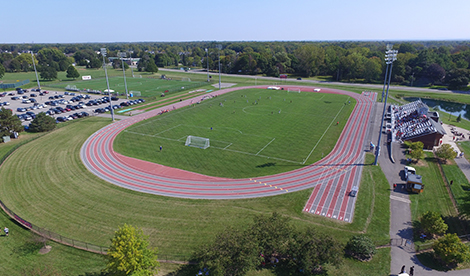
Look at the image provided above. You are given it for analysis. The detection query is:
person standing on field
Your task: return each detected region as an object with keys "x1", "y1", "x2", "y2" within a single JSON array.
[{"x1": 4, "y1": 227, "x2": 9, "y2": 236}]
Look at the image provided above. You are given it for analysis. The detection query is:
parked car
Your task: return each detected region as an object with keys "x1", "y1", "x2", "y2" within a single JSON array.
[{"x1": 17, "y1": 107, "x2": 26, "y2": 112}]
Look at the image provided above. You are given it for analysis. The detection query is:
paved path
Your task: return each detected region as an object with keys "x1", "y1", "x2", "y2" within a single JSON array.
[{"x1": 80, "y1": 85, "x2": 375, "y2": 222}]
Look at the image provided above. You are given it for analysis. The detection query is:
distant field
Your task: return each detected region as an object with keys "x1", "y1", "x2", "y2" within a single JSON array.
[
  {"x1": 114, "y1": 88, "x2": 354, "y2": 178},
  {"x1": 47, "y1": 76, "x2": 205, "y2": 97}
]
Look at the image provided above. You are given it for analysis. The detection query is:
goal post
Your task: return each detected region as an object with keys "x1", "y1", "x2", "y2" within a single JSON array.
[
  {"x1": 185, "y1": 136, "x2": 210, "y2": 149},
  {"x1": 287, "y1": 88, "x2": 301, "y2": 93}
]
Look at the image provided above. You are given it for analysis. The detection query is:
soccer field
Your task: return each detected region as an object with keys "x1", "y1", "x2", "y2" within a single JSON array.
[
  {"x1": 114, "y1": 88, "x2": 355, "y2": 178},
  {"x1": 51, "y1": 76, "x2": 205, "y2": 97}
]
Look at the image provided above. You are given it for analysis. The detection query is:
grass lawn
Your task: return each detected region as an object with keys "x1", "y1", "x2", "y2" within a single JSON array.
[
  {"x1": 441, "y1": 159, "x2": 470, "y2": 212},
  {"x1": 409, "y1": 153, "x2": 459, "y2": 231},
  {"x1": 115, "y1": 88, "x2": 354, "y2": 178}
]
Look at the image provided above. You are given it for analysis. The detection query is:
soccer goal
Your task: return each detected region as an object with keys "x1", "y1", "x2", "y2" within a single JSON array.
[
  {"x1": 287, "y1": 88, "x2": 301, "y2": 93},
  {"x1": 181, "y1": 77, "x2": 191, "y2": 82},
  {"x1": 185, "y1": 136, "x2": 210, "y2": 149}
]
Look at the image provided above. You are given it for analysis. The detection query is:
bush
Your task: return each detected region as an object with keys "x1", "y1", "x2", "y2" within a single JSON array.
[{"x1": 345, "y1": 235, "x2": 376, "y2": 261}]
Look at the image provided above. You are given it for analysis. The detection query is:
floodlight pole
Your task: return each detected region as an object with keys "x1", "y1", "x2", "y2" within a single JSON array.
[
  {"x1": 374, "y1": 47, "x2": 398, "y2": 166},
  {"x1": 380, "y1": 63, "x2": 389, "y2": 102},
  {"x1": 205, "y1": 48, "x2": 210, "y2": 82},
  {"x1": 101, "y1": 48, "x2": 115, "y2": 122},
  {"x1": 30, "y1": 49, "x2": 41, "y2": 90},
  {"x1": 217, "y1": 44, "x2": 222, "y2": 90},
  {"x1": 120, "y1": 52, "x2": 129, "y2": 100}
]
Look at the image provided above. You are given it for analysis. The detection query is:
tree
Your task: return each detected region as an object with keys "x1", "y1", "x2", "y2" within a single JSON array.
[
  {"x1": 425, "y1": 63, "x2": 446, "y2": 85},
  {"x1": 420, "y1": 211, "x2": 448, "y2": 237},
  {"x1": 39, "y1": 66, "x2": 57, "y2": 80},
  {"x1": 445, "y1": 68, "x2": 470, "y2": 89},
  {"x1": 345, "y1": 235, "x2": 377, "y2": 261},
  {"x1": 405, "y1": 141, "x2": 425, "y2": 162},
  {"x1": 145, "y1": 59, "x2": 158, "y2": 73},
  {"x1": 0, "y1": 63, "x2": 4, "y2": 78},
  {"x1": 0, "y1": 107, "x2": 23, "y2": 137},
  {"x1": 66, "y1": 65, "x2": 80, "y2": 79},
  {"x1": 195, "y1": 227, "x2": 259, "y2": 276},
  {"x1": 435, "y1": 144, "x2": 458, "y2": 162},
  {"x1": 288, "y1": 228, "x2": 342, "y2": 275},
  {"x1": 457, "y1": 114, "x2": 462, "y2": 122},
  {"x1": 433, "y1": 233, "x2": 470, "y2": 266},
  {"x1": 105, "y1": 224, "x2": 159, "y2": 276},
  {"x1": 29, "y1": 112, "x2": 56, "y2": 132}
]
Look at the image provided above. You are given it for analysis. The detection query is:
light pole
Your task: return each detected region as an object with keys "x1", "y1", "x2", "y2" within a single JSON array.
[
  {"x1": 120, "y1": 52, "x2": 129, "y2": 100},
  {"x1": 205, "y1": 48, "x2": 210, "y2": 82},
  {"x1": 374, "y1": 45, "x2": 398, "y2": 165},
  {"x1": 30, "y1": 49, "x2": 41, "y2": 90},
  {"x1": 100, "y1": 48, "x2": 115, "y2": 122},
  {"x1": 217, "y1": 44, "x2": 222, "y2": 90}
]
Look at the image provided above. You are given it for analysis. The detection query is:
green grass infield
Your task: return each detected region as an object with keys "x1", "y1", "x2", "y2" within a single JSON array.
[{"x1": 114, "y1": 88, "x2": 354, "y2": 178}]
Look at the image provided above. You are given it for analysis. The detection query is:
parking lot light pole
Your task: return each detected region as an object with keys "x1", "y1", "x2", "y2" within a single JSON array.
[
  {"x1": 120, "y1": 52, "x2": 129, "y2": 100},
  {"x1": 30, "y1": 50, "x2": 41, "y2": 90},
  {"x1": 374, "y1": 45, "x2": 398, "y2": 166},
  {"x1": 100, "y1": 48, "x2": 114, "y2": 122}
]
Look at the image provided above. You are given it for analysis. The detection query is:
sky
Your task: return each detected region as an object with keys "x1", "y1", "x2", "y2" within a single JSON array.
[{"x1": 2, "y1": 0, "x2": 470, "y2": 44}]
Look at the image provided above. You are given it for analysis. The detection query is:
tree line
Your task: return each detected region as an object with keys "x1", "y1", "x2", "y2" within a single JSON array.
[{"x1": 1, "y1": 41, "x2": 470, "y2": 88}]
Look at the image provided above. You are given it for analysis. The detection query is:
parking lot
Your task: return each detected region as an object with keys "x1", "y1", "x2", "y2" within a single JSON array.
[{"x1": 0, "y1": 88, "x2": 144, "y2": 126}]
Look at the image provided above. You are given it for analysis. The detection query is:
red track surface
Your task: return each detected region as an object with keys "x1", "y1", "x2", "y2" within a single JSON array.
[{"x1": 80, "y1": 86, "x2": 376, "y2": 222}]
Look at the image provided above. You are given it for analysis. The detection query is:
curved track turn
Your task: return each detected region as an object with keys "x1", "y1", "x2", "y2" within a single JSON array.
[{"x1": 81, "y1": 86, "x2": 376, "y2": 222}]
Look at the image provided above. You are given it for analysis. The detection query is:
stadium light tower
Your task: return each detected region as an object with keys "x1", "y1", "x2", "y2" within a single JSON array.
[
  {"x1": 100, "y1": 48, "x2": 115, "y2": 122},
  {"x1": 205, "y1": 48, "x2": 210, "y2": 82},
  {"x1": 374, "y1": 45, "x2": 398, "y2": 166},
  {"x1": 30, "y1": 49, "x2": 41, "y2": 90},
  {"x1": 119, "y1": 52, "x2": 129, "y2": 100},
  {"x1": 217, "y1": 44, "x2": 222, "y2": 90}
]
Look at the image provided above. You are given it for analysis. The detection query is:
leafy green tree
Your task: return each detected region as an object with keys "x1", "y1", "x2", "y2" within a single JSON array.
[
  {"x1": 420, "y1": 211, "x2": 448, "y2": 237},
  {"x1": 294, "y1": 45, "x2": 325, "y2": 77},
  {"x1": 105, "y1": 224, "x2": 159, "y2": 276},
  {"x1": 145, "y1": 59, "x2": 158, "y2": 73},
  {"x1": 363, "y1": 57, "x2": 382, "y2": 82},
  {"x1": 66, "y1": 65, "x2": 80, "y2": 79},
  {"x1": 195, "y1": 227, "x2": 259, "y2": 276},
  {"x1": 435, "y1": 144, "x2": 458, "y2": 162},
  {"x1": 405, "y1": 141, "x2": 425, "y2": 161},
  {"x1": 445, "y1": 68, "x2": 470, "y2": 89},
  {"x1": 29, "y1": 112, "x2": 56, "y2": 132},
  {"x1": 457, "y1": 114, "x2": 462, "y2": 122},
  {"x1": 88, "y1": 58, "x2": 102, "y2": 69},
  {"x1": 0, "y1": 107, "x2": 23, "y2": 137},
  {"x1": 433, "y1": 233, "x2": 470, "y2": 266},
  {"x1": 425, "y1": 63, "x2": 446, "y2": 85},
  {"x1": 0, "y1": 63, "x2": 4, "y2": 78},
  {"x1": 345, "y1": 235, "x2": 377, "y2": 261},
  {"x1": 39, "y1": 66, "x2": 57, "y2": 80},
  {"x1": 288, "y1": 228, "x2": 342, "y2": 275}
]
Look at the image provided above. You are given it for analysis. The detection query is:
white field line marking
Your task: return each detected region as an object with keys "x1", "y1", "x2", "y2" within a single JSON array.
[
  {"x1": 302, "y1": 97, "x2": 350, "y2": 164},
  {"x1": 153, "y1": 124, "x2": 182, "y2": 136},
  {"x1": 223, "y1": 143, "x2": 233, "y2": 149},
  {"x1": 390, "y1": 195, "x2": 411, "y2": 204},
  {"x1": 256, "y1": 138, "x2": 276, "y2": 155}
]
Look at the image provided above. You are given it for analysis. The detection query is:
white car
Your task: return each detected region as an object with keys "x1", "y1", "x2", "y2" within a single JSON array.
[
  {"x1": 22, "y1": 99, "x2": 31, "y2": 103},
  {"x1": 267, "y1": 86, "x2": 281, "y2": 90}
]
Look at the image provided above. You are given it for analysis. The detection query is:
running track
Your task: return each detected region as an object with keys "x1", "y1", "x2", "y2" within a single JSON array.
[{"x1": 80, "y1": 86, "x2": 376, "y2": 222}]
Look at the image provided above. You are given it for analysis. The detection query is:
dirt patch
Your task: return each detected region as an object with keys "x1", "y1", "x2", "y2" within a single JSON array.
[{"x1": 39, "y1": 245, "x2": 52, "y2": 255}]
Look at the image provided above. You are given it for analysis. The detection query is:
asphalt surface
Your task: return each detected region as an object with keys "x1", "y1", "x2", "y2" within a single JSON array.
[{"x1": 80, "y1": 85, "x2": 374, "y2": 226}]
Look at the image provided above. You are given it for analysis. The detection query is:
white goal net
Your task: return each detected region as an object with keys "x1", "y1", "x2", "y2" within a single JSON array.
[
  {"x1": 287, "y1": 88, "x2": 301, "y2": 93},
  {"x1": 185, "y1": 136, "x2": 210, "y2": 149},
  {"x1": 181, "y1": 77, "x2": 191, "y2": 82}
]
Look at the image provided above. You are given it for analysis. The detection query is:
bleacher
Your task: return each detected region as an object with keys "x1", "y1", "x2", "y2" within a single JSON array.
[{"x1": 390, "y1": 99, "x2": 445, "y2": 143}]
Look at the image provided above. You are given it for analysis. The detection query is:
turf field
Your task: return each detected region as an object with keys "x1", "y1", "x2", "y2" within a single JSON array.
[
  {"x1": 50, "y1": 76, "x2": 205, "y2": 97},
  {"x1": 114, "y1": 88, "x2": 355, "y2": 178}
]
